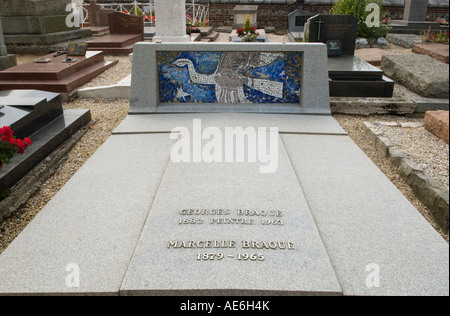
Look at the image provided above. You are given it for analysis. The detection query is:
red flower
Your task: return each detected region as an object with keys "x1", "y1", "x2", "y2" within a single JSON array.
[
  {"x1": 0, "y1": 126, "x2": 13, "y2": 139},
  {"x1": 16, "y1": 139, "x2": 25, "y2": 149},
  {"x1": 1, "y1": 126, "x2": 32, "y2": 164}
]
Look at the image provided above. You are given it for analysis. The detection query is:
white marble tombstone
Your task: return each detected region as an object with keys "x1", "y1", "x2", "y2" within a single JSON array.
[{"x1": 153, "y1": 0, "x2": 190, "y2": 43}]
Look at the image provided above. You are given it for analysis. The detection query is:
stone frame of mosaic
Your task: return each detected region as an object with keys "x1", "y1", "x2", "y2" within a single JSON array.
[
  {"x1": 157, "y1": 51, "x2": 303, "y2": 105},
  {"x1": 129, "y1": 42, "x2": 331, "y2": 115}
]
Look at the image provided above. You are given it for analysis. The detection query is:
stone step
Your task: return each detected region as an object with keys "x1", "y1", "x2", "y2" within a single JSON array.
[
  {"x1": 199, "y1": 26, "x2": 213, "y2": 36},
  {"x1": 87, "y1": 45, "x2": 135, "y2": 55},
  {"x1": 0, "y1": 51, "x2": 106, "y2": 81},
  {"x1": 0, "y1": 58, "x2": 118, "y2": 93},
  {"x1": 87, "y1": 34, "x2": 143, "y2": 48},
  {"x1": 203, "y1": 31, "x2": 219, "y2": 42}
]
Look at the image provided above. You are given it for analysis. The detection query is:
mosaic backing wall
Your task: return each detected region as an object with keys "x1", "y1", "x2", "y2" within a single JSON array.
[{"x1": 158, "y1": 51, "x2": 303, "y2": 104}]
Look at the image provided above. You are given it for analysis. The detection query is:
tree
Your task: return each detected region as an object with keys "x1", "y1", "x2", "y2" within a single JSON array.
[{"x1": 332, "y1": 0, "x2": 389, "y2": 42}]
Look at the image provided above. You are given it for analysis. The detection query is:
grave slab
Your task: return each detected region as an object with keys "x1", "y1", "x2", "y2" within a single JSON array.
[
  {"x1": 424, "y1": 110, "x2": 449, "y2": 144},
  {"x1": 0, "y1": 51, "x2": 118, "y2": 93},
  {"x1": 120, "y1": 133, "x2": 342, "y2": 296},
  {"x1": 0, "y1": 134, "x2": 174, "y2": 295},
  {"x1": 381, "y1": 54, "x2": 449, "y2": 98},
  {"x1": 412, "y1": 43, "x2": 449, "y2": 64},
  {"x1": 282, "y1": 134, "x2": 449, "y2": 296},
  {"x1": 386, "y1": 33, "x2": 422, "y2": 48}
]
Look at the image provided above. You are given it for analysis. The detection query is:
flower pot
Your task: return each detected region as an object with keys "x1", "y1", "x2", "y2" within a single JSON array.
[{"x1": 0, "y1": 161, "x2": 4, "y2": 171}]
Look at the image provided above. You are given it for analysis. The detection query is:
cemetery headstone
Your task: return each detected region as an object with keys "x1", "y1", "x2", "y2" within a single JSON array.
[
  {"x1": 389, "y1": 0, "x2": 441, "y2": 34},
  {"x1": 0, "y1": 18, "x2": 17, "y2": 71},
  {"x1": 88, "y1": 0, "x2": 116, "y2": 27},
  {"x1": 404, "y1": 0, "x2": 428, "y2": 22},
  {"x1": 304, "y1": 15, "x2": 358, "y2": 56},
  {"x1": 288, "y1": 0, "x2": 315, "y2": 33},
  {"x1": 108, "y1": 12, "x2": 144, "y2": 36},
  {"x1": 86, "y1": 12, "x2": 144, "y2": 54},
  {"x1": 303, "y1": 14, "x2": 393, "y2": 97},
  {"x1": 233, "y1": 5, "x2": 258, "y2": 29},
  {"x1": 0, "y1": 0, "x2": 91, "y2": 46},
  {"x1": 153, "y1": 0, "x2": 190, "y2": 43}
]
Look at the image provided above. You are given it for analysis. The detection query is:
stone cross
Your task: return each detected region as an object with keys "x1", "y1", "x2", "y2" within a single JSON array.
[
  {"x1": 297, "y1": 0, "x2": 306, "y2": 10},
  {"x1": 153, "y1": 0, "x2": 190, "y2": 43},
  {"x1": 315, "y1": 17, "x2": 325, "y2": 41}
]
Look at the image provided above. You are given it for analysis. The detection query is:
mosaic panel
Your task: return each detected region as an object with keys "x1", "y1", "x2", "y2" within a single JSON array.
[{"x1": 157, "y1": 51, "x2": 303, "y2": 104}]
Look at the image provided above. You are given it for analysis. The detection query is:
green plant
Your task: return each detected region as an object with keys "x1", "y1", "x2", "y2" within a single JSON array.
[
  {"x1": 242, "y1": 33, "x2": 258, "y2": 42},
  {"x1": 422, "y1": 29, "x2": 450, "y2": 45},
  {"x1": 243, "y1": 14, "x2": 251, "y2": 34},
  {"x1": 332, "y1": 0, "x2": 389, "y2": 41}
]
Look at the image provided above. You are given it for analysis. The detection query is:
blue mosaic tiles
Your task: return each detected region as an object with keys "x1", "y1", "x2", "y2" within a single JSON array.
[{"x1": 157, "y1": 51, "x2": 303, "y2": 104}]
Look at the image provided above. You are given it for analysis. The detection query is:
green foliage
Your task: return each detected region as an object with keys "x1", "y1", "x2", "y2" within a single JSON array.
[
  {"x1": 332, "y1": 0, "x2": 389, "y2": 40},
  {"x1": 243, "y1": 14, "x2": 251, "y2": 34}
]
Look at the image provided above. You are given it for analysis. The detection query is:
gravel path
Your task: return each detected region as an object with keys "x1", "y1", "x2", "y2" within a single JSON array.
[{"x1": 1, "y1": 38, "x2": 448, "y2": 255}]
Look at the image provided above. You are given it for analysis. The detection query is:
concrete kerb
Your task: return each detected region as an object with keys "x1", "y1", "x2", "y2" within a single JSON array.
[{"x1": 361, "y1": 121, "x2": 449, "y2": 232}]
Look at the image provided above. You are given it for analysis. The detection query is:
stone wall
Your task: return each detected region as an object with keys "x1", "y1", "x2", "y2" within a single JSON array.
[{"x1": 92, "y1": 0, "x2": 449, "y2": 28}]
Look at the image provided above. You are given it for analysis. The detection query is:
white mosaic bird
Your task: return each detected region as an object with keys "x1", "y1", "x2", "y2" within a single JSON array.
[{"x1": 173, "y1": 52, "x2": 284, "y2": 103}]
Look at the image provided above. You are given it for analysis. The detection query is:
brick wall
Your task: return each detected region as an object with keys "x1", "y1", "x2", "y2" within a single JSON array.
[{"x1": 93, "y1": 1, "x2": 449, "y2": 28}]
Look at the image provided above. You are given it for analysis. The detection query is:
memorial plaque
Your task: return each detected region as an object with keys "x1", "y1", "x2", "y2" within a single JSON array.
[
  {"x1": 305, "y1": 15, "x2": 358, "y2": 56},
  {"x1": 327, "y1": 40, "x2": 342, "y2": 57},
  {"x1": 120, "y1": 133, "x2": 342, "y2": 295},
  {"x1": 108, "y1": 12, "x2": 144, "y2": 35}
]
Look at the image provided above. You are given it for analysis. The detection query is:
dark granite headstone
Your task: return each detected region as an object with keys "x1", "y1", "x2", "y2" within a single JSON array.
[
  {"x1": 404, "y1": 0, "x2": 428, "y2": 22},
  {"x1": 108, "y1": 12, "x2": 144, "y2": 35},
  {"x1": 305, "y1": 15, "x2": 358, "y2": 56}
]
